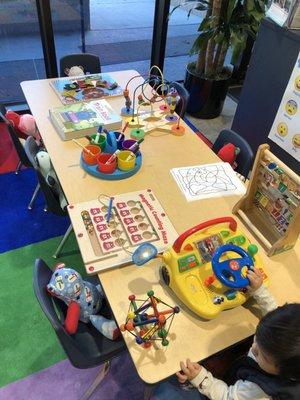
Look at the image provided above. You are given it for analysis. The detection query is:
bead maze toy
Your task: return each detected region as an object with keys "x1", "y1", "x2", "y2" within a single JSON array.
[
  {"x1": 121, "y1": 66, "x2": 186, "y2": 139},
  {"x1": 233, "y1": 144, "x2": 300, "y2": 256},
  {"x1": 67, "y1": 189, "x2": 178, "y2": 274},
  {"x1": 133, "y1": 216, "x2": 268, "y2": 319},
  {"x1": 120, "y1": 291, "x2": 180, "y2": 348}
]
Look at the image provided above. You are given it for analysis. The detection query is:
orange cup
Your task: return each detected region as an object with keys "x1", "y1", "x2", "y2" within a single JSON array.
[
  {"x1": 82, "y1": 144, "x2": 101, "y2": 165},
  {"x1": 97, "y1": 153, "x2": 117, "y2": 174}
]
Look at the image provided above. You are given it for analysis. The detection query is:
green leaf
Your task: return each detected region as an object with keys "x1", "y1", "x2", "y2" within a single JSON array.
[
  {"x1": 231, "y1": 39, "x2": 247, "y2": 64},
  {"x1": 189, "y1": 31, "x2": 214, "y2": 55},
  {"x1": 226, "y1": 0, "x2": 238, "y2": 22},
  {"x1": 214, "y1": 32, "x2": 225, "y2": 44}
]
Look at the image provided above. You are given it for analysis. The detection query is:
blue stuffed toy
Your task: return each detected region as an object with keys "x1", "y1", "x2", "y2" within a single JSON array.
[{"x1": 47, "y1": 263, "x2": 119, "y2": 340}]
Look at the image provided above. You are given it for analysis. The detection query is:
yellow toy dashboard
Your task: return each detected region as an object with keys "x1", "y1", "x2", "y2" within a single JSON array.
[{"x1": 160, "y1": 217, "x2": 268, "y2": 319}]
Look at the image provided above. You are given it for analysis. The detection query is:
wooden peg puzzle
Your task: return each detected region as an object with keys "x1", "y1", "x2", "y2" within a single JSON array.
[{"x1": 68, "y1": 189, "x2": 178, "y2": 274}]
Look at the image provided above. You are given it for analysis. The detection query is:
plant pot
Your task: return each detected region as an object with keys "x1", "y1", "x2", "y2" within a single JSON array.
[{"x1": 184, "y1": 65, "x2": 232, "y2": 119}]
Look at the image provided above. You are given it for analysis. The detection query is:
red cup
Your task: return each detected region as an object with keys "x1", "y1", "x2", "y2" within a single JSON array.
[
  {"x1": 97, "y1": 153, "x2": 117, "y2": 174},
  {"x1": 82, "y1": 144, "x2": 101, "y2": 165}
]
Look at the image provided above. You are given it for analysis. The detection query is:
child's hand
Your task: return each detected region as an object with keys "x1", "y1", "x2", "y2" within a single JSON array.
[
  {"x1": 176, "y1": 359, "x2": 202, "y2": 382},
  {"x1": 247, "y1": 267, "x2": 263, "y2": 290}
]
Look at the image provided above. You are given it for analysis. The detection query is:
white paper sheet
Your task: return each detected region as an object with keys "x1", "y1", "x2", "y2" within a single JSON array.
[{"x1": 170, "y1": 162, "x2": 246, "y2": 202}]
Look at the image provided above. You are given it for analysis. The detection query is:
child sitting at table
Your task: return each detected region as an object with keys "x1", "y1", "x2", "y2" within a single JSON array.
[{"x1": 154, "y1": 268, "x2": 300, "y2": 399}]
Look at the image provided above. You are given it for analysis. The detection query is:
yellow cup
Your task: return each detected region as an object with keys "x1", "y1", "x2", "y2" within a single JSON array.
[{"x1": 117, "y1": 150, "x2": 136, "y2": 171}]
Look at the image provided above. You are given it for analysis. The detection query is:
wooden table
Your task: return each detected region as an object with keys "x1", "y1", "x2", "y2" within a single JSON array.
[{"x1": 21, "y1": 71, "x2": 300, "y2": 384}]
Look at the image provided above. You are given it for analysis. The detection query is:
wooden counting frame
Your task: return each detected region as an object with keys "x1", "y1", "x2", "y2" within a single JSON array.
[
  {"x1": 67, "y1": 189, "x2": 178, "y2": 274},
  {"x1": 233, "y1": 144, "x2": 300, "y2": 256}
]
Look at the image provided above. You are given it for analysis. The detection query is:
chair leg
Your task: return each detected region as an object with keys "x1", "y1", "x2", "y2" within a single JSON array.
[
  {"x1": 28, "y1": 183, "x2": 40, "y2": 210},
  {"x1": 79, "y1": 361, "x2": 110, "y2": 400},
  {"x1": 15, "y1": 160, "x2": 22, "y2": 174},
  {"x1": 52, "y1": 224, "x2": 73, "y2": 259},
  {"x1": 144, "y1": 383, "x2": 155, "y2": 400}
]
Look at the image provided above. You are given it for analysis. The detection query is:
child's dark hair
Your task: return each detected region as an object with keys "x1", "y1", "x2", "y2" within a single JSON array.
[{"x1": 256, "y1": 303, "x2": 300, "y2": 381}]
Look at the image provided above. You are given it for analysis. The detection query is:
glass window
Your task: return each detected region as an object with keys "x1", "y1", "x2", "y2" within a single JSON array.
[
  {"x1": 164, "y1": 1, "x2": 204, "y2": 82},
  {"x1": 0, "y1": 0, "x2": 46, "y2": 104},
  {"x1": 53, "y1": 0, "x2": 156, "y2": 76}
]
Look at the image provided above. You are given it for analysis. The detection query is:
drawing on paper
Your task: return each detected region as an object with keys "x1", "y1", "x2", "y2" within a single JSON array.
[{"x1": 171, "y1": 163, "x2": 246, "y2": 201}]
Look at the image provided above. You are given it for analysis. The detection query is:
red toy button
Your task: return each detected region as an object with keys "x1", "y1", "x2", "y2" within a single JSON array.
[{"x1": 229, "y1": 260, "x2": 240, "y2": 270}]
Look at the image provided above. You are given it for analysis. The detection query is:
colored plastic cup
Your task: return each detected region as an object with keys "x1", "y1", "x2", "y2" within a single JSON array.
[
  {"x1": 90, "y1": 134, "x2": 106, "y2": 151},
  {"x1": 122, "y1": 139, "x2": 138, "y2": 152},
  {"x1": 97, "y1": 153, "x2": 117, "y2": 174},
  {"x1": 117, "y1": 150, "x2": 136, "y2": 171},
  {"x1": 113, "y1": 131, "x2": 125, "y2": 149},
  {"x1": 82, "y1": 144, "x2": 101, "y2": 165}
]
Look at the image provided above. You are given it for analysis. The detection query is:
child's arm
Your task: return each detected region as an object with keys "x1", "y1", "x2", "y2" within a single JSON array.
[
  {"x1": 247, "y1": 268, "x2": 277, "y2": 315},
  {"x1": 177, "y1": 359, "x2": 271, "y2": 400}
]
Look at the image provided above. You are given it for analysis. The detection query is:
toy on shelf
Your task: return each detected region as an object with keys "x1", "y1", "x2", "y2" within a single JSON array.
[
  {"x1": 233, "y1": 144, "x2": 300, "y2": 256},
  {"x1": 67, "y1": 189, "x2": 178, "y2": 274},
  {"x1": 120, "y1": 291, "x2": 179, "y2": 348},
  {"x1": 121, "y1": 66, "x2": 186, "y2": 138},
  {"x1": 132, "y1": 216, "x2": 268, "y2": 319},
  {"x1": 73, "y1": 124, "x2": 143, "y2": 180}
]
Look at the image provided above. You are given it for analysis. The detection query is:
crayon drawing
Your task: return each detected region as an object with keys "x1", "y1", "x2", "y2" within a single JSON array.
[{"x1": 171, "y1": 162, "x2": 246, "y2": 201}]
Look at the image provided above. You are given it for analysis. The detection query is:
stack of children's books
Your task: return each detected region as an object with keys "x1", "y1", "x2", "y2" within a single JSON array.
[{"x1": 49, "y1": 99, "x2": 122, "y2": 141}]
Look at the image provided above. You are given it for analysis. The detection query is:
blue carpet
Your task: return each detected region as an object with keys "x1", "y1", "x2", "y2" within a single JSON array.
[{"x1": 0, "y1": 169, "x2": 70, "y2": 253}]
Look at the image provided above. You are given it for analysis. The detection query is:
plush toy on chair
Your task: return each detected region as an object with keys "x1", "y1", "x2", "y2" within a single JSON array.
[
  {"x1": 64, "y1": 66, "x2": 85, "y2": 77},
  {"x1": 47, "y1": 263, "x2": 120, "y2": 340},
  {"x1": 6, "y1": 111, "x2": 42, "y2": 145},
  {"x1": 217, "y1": 143, "x2": 240, "y2": 170}
]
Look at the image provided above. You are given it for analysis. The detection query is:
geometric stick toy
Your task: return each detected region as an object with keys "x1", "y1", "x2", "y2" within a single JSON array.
[{"x1": 120, "y1": 290, "x2": 180, "y2": 348}]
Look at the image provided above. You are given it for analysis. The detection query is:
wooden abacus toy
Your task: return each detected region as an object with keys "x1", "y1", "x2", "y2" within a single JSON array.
[
  {"x1": 120, "y1": 291, "x2": 180, "y2": 348},
  {"x1": 233, "y1": 144, "x2": 300, "y2": 256}
]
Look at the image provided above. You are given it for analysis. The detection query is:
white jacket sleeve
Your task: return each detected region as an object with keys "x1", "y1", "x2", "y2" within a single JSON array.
[
  {"x1": 190, "y1": 366, "x2": 271, "y2": 400},
  {"x1": 250, "y1": 284, "x2": 277, "y2": 316}
]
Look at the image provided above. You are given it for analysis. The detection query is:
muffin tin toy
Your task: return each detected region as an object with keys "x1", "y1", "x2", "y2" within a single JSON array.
[{"x1": 74, "y1": 128, "x2": 142, "y2": 180}]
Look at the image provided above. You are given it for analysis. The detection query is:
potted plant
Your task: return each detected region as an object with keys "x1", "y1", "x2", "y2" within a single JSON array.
[{"x1": 170, "y1": 0, "x2": 267, "y2": 119}]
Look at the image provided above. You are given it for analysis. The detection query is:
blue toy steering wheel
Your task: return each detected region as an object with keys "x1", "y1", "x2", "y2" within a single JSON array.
[{"x1": 212, "y1": 244, "x2": 254, "y2": 289}]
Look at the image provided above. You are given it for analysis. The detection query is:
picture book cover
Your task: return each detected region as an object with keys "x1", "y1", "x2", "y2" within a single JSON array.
[
  {"x1": 50, "y1": 73, "x2": 123, "y2": 105},
  {"x1": 49, "y1": 99, "x2": 122, "y2": 141}
]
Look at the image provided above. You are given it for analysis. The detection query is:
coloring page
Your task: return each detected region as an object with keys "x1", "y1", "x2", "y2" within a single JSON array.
[{"x1": 170, "y1": 162, "x2": 246, "y2": 202}]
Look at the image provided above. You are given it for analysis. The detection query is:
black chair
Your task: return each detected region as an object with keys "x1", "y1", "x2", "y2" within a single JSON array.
[
  {"x1": 33, "y1": 259, "x2": 126, "y2": 400},
  {"x1": 212, "y1": 129, "x2": 254, "y2": 179},
  {"x1": 24, "y1": 136, "x2": 73, "y2": 258},
  {"x1": 60, "y1": 53, "x2": 101, "y2": 77},
  {"x1": 0, "y1": 104, "x2": 41, "y2": 209},
  {"x1": 169, "y1": 82, "x2": 190, "y2": 118}
]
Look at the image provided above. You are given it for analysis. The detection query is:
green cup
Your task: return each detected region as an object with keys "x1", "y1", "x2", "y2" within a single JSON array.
[{"x1": 90, "y1": 133, "x2": 106, "y2": 151}]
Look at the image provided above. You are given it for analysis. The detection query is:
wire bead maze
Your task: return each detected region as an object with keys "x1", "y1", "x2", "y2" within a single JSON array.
[
  {"x1": 121, "y1": 65, "x2": 186, "y2": 138},
  {"x1": 120, "y1": 290, "x2": 180, "y2": 348}
]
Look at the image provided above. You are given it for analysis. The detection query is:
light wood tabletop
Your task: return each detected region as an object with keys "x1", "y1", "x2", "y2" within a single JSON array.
[{"x1": 22, "y1": 71, "x2": 300, "y2": 384}]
